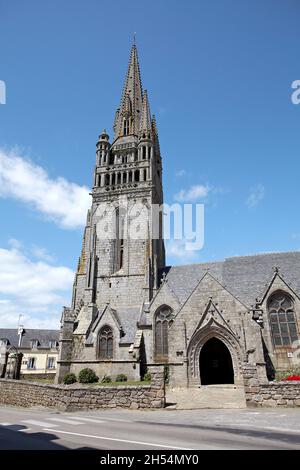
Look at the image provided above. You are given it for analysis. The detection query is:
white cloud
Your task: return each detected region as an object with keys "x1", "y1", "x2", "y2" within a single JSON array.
[
  {"x1": 0, "y1": 148, "x2": 91, "y2": 229},
  {"x1": 31, "y1": 245, "x2": 55, "y2": 263},
  {"x1": 8, "y1": 238, "x2": 23, "y2": 250},
  {"x1": 246, "y1": 184, "x2": 265, "y2": 208},
  {"x1": 0, "y1": 242, "x2": 74, "y2": 328},
  {"x1": 166, "y1": 239, "x2": 201, "y2": 264},
  {"x1": 174, "y1": 184, "x2": 211, "y2": 202}
]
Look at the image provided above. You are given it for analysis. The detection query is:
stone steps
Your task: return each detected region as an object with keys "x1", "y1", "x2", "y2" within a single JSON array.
[{"x1": 166, "y1": 384, "x2": 246, "y2": 409}]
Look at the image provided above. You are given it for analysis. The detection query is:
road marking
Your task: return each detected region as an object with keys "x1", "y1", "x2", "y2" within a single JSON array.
[
  {"x1": 22, "y1": 420, "x2": 57, "y2": 428},
  {"x1": 43, "y1": 428, "x2": 191, "y2": 450},
  {"x1": 0, "y1": 422, "x2": 12, "y2": 426},
  {"x1": 96, "y1": 417, "x2": 132, "y2": 423},
  {"x1": 19, "y1": 428, "x2": 32, "y2": 432},
  {"x1": 72, "y1": 416, "x2": 131, "y2": 423},
  {"x1": 47, "y1": 417, "x2": 83, "y2": 425},
  {"x1": 67, "y1": 417, "x2": 105, "y2": 424}
]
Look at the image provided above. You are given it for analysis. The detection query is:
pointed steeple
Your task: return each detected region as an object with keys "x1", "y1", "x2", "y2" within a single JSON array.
[
  {"x1": 151, "y1": 114, "x2": 161, "y2": 157},
  {"x1": 139, "y1": 90, "x2": 152, "y2": 139},
  {"x1": 113, "y1": 43, "x2": 143, "y2": 141}
]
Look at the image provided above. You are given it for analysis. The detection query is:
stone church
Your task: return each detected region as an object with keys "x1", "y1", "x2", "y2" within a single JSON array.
[{"x1": 56, "y1": 44, "x2": 300, "y2": 394}]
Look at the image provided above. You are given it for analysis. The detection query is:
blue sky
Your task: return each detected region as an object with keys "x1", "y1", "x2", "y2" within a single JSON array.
[{"x1": 0, "y1": 0, "x2": 300, "y2": 328}]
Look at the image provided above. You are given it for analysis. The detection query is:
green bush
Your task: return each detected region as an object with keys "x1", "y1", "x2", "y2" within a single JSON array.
[
  {"x1": 143, "y1": 371, "x2": 151, "y2": 382},
  {"x1": 115, "y1": 373, "x2": 127, "y2": 382},
  {"x1": 63, "y1": 373, "x2": 77, "y2": 385},
  {"x1": 78, "y1": 368, "x2": 98, "y2": 384},
  {"x1": 101, "y1": 375, "x2": 112, "y2": 383}
]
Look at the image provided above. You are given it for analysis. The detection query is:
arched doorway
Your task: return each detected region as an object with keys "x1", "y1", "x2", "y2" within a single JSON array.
[{"x1": 200, "y1": 337, "x2": 234, "y2": 385}]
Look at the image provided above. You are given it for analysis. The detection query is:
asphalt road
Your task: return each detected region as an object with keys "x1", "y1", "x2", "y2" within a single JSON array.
[{"x1": 0, "y1": 406, "x2": 300, "y2": 450}]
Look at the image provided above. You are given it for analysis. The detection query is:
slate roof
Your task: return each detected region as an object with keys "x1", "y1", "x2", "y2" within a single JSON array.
[
  {"x1": 0, "y1": 329, "x2": 60, "y2": 349},
  {"x1": 87, "y1": 306, "x2": 140, "y2": 345},
  {"x1": 116, "y1": 307, "x2": 141, "y2": 344},
  {"x1": 163, "y1": 251, "x2": 300, "y2": 308}
]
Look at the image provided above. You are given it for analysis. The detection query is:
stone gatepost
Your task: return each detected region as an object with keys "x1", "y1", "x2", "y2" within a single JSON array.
[
  {"x1": 55, "y1": 307, "x2": 75, "y2": 384},
  {"x1": 147, "y1": 365, "x2": 165, "y2": 408},
  {"x1": 0, "y1": 346, "x2": 8, "y2": 378}
]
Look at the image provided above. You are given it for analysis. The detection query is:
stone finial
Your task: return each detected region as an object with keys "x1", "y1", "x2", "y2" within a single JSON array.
[{"x1": 98, "y1": 129, "x2": 109, "y2": 141}]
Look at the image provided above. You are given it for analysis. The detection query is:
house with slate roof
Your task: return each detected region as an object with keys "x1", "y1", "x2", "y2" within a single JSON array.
[{"x1": 0, "y1": 328, "x2": 59, "y2": 378}]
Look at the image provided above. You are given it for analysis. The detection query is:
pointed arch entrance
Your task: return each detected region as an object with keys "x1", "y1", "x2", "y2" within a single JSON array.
[
  {"x1": 187, "y1": 320, "x2": 243, "y2": 386},
  {"x1": 200, "y1": 337, "x2": 234, "y2": 385}
]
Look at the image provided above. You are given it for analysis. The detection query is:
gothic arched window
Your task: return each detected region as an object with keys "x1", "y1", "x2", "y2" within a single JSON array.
[
  {"x1": 268, "y1": 291, "x2": 298, "y2": 346},
  {"x1": 98, "y1": 326, "x2": 113, "y2": 359},
  {"x1": 155, "y1": 306, "x2": 174, "y2": 360}
]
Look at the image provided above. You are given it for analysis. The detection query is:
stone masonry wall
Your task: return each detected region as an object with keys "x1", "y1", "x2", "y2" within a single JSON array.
[
  {"x1": 244, "y1": 364, "x2": 300, "y2": 407},
  {"x1": 245, "y1": 382, "x2": 300, "y2": 407},
  {"x1": 0, "y1": 367, "x2": 165, "y2": 411}
]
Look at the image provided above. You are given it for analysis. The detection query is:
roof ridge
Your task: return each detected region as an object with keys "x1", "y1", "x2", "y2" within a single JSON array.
[
  {"x1": 167, "y1": 250, "x2": 300, "y2": 270},
  {"x1": 224, "y1": 250, "x2": 300, "y2": 261}
]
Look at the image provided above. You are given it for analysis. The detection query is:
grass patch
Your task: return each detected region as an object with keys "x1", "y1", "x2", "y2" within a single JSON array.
[{"x1": 23, "y1": 378, "x2": 55, "y2": 384}]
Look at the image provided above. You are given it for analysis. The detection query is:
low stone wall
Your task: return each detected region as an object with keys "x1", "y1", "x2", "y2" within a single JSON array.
[
  {"x1": 244, "y1": 363, "x2": 300, "y2": 407},
  {"x1": 245, "y1": 382, "x2": 300, "y2": 407},
  {"x1": 0, "y1": 367, "x2": 165, "y2": 411}
]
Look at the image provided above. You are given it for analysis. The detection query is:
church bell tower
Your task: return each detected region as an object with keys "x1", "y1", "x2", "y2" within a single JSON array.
[{"x1": 56, "y1": 42, "x2": 165, "y2": 382}]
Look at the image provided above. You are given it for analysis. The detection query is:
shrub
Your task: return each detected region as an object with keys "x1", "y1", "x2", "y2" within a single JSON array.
[
  {"x1": 101, "y1": 375, "x2": 112, "y2": 383},
  {"x1": 63, "y1": 373, "x2": 77, "y2": 385},
  {"x1": 143, "y1": 371, "x2": 151, "y2": 382},
  {"x1": 115, "y1": 373, "x2": 127, "y2": 382},
  {"x1": 78, "y1": 368, "x2": 98, "y2": 384}
]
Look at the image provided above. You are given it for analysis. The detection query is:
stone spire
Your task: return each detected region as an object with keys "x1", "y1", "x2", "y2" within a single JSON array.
[
  {"x1": 113, "y1": 43, "x2": 143, "y2": 141},
  {"x1": 139, "y1": 90, "x2": 152, "y2": 139},
  {"x1": 151, "y1": 114, "x2": 161, "y2": 157}
]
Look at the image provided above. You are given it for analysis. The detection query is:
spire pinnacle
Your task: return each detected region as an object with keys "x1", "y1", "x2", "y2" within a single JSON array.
[
  {"x1": 151, "y1": 114, "x2": 161, "y2": 156},
  {"x1": 113, "y1": 43, "x2": 143, "y2": 141},
  {"x1": 139, "y1": 90, "x2": 152, "y2": 138}
]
